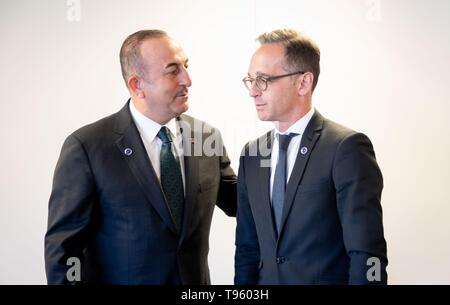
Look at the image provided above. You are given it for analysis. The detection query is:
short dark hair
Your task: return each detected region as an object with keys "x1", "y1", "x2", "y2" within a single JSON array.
[
  {"x1": 257, "y1": 29, "x2": 321, "y2": 91},
  {"x1": 119, "y1": 29, "x2": 167, "y2": 86}
]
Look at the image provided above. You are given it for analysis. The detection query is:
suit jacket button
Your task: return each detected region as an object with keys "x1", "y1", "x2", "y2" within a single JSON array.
[{"x1": 276, "y1": 257, "x2": 286, "y2": 264}]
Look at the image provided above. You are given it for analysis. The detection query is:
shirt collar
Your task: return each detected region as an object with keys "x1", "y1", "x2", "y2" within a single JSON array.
[
  {"x1": 274, "y1": 107, "x2": 315, "y2": 136},
  {"x1": 129, "y1": 100, "x2": 178, "y2": 142}
]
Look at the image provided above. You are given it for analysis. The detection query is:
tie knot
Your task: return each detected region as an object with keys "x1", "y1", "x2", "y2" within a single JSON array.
[
  {"x1": 157, "y1": 126, "x2": 173, "y2": 144},
  {"x1": 278, "y1": 133, "x2": 297, "y2": 151}
]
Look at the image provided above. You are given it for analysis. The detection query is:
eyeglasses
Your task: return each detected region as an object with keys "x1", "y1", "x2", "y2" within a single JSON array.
[{"x1": 242, "y1": 71, "x2": 305, "y2": 91}]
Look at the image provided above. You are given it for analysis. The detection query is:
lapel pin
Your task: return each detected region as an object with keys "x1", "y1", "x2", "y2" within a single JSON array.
[
  {"x1": 124, "y1": 148, "x2": 133, "y2": 156},
  {"x1": 300, "y1": 147, "x2": 308, "y2": 155}
]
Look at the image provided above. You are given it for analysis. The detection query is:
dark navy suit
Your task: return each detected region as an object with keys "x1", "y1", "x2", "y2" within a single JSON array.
[
  {"x1": 45, "y1": 101, "x2": 236, "y2": 284},
  {"x1": 234, "y1": 110, "x2": 387, "y2": 284}
]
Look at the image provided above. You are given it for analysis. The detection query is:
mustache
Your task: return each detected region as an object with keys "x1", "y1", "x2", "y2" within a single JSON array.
[{"x1": 176, "y1": 87, "x2": 189, "y2": 96}]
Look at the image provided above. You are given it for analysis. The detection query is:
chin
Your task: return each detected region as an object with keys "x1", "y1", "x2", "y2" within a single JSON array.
[
  {"x1": 174, "y1": 103, "x2": 189, "y2": 115},
  {"x1": 182, "y1": 101, "x2": 189, "y2": 112},
  {"x1": 256, "y1": 112, "x2": 271, "y2": 121}
]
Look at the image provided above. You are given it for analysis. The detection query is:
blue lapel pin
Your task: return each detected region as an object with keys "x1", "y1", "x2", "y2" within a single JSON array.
[{"x1": 124, "y1": 148, "x2": 133, "y2": 156}]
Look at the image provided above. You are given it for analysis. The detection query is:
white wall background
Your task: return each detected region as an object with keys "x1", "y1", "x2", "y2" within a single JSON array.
[{"x1": 1, "y1": 0, "x2": 449, "y2": 284}]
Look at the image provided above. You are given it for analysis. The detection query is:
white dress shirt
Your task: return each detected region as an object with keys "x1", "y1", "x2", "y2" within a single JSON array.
[
  {"x1": 129, "y1": 101, "x2": 186, "y2": 192},
  {"x1": 270, "y1": 108, "x2": 315, "y2": 201}
]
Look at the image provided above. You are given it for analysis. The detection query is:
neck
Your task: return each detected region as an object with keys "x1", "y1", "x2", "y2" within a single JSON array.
[
  {"x1": 275, "y1": 105, "x2": 312, "y2": 133},
  {"x1": 131, "y1": 97, "x2": 173, "y2": 125}
]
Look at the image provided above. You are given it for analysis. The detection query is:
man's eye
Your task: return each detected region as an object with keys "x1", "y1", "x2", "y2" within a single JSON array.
[{"x1": 168, "y1": 67, "x2": 179, "y2": 75}]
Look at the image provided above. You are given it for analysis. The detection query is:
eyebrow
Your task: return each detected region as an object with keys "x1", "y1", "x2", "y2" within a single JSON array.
[
  {"x1": 165, "y1": 58, "x2": 189, "y2": 69},
  {"x1": 248, "y1": 72, "x2": 270, "y2": 77}
]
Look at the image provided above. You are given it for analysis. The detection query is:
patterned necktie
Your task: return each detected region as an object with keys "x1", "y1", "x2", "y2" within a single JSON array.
[
  {"x1": 272, "y1": 133, "x2": 297, "y2": 234},
  {"x1": 157, "y1": 126, "x2": 184, "y2": 233}
]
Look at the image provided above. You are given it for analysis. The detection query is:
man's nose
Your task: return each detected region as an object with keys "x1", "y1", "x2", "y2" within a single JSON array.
[
  {"x1": 179, "y1": 66, "x2": 192, "y2": 87},
  {"x1": 249, "y1": 82, "x2": 261, "y2": 98}
]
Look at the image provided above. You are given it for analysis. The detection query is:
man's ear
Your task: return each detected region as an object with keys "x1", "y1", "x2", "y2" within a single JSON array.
[
  {"x1": 128, "y1": 76, "x2": 145, "y2": 98},
  {"x1": 297, "y1": 72, "x2": 314, "y2": 96}
]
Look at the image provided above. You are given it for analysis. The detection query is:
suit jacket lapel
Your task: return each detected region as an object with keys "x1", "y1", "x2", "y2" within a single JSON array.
[
  {"x1": 255, "y1": 131, "x2": 278, "y2": 243},
  {"x1": 177, "y1": 115, "x2": 199, "y2": 244},
  {"x1": 279, "y1": 110, "x2": 324, "y2": 237},
  {"x1": 113, "y1": 101, "x2": 178, "y2": 235}
]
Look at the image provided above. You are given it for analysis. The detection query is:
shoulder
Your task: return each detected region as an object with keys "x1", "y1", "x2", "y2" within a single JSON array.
[
  {"x1": 317, "y1": 112, "x2": 372, "y2": 147},
  {"x1": 179, "y1": 113, "x2": 222, "y2": 137},
  {"x1": 320, "y1": 115, "x2": 356, "y2": 140},
  {"x1": 179, "y1": 113, "x2": 214, "y2": 129},
  {"x1": 66, "y1": 104, "x2": 128, "y2": 147},
  {"x1": 317, "y1": 114, "x2": 376, "y2": 159},
  {"x1": 71, "y1": 114, "x2": 116, "y2": 140}
]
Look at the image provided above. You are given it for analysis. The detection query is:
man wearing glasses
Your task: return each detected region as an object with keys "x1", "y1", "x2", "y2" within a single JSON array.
[{"x1": 234, "y1": 29, "x2": 387, "y2": 285}]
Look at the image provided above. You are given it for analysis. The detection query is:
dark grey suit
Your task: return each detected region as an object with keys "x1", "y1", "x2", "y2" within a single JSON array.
[
  {"x1": 235, "y1": 110, "x2": 387, "y2": 284},
  {"x1": 45, "y1": 101, "x2": 237, "y2": 284}
]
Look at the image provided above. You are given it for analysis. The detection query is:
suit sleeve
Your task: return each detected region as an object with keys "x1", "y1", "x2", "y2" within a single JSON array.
[
  {"x1": 45, "y1": 134, "x2": 97, "y2": 284},
  {"x1": 234, "y1": 154, "x2": 260, "y2": 284},
  {"x1": 215, "y1": 132, "x2": 237, "y2": 217},
  {"x1": 333, "y1": 132, "x2": 388, "y2": 284}
]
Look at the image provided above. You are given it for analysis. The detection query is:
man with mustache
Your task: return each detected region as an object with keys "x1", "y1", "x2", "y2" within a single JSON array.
[
  {"x1": 45, "y1": 30, "x2": 237, "y2": 284},
  {"x1": 234, "y1": 29, "x2": 387, "y2": 284}
]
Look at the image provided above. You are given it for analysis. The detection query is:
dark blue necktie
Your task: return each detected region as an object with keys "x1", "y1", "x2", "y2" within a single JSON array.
[
  {"x1": 272, "y1": 133, "x2": 297, "y2": 234},
  {"x1": 157, "y1": 126, "x2": 184, "y2": 233}
]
